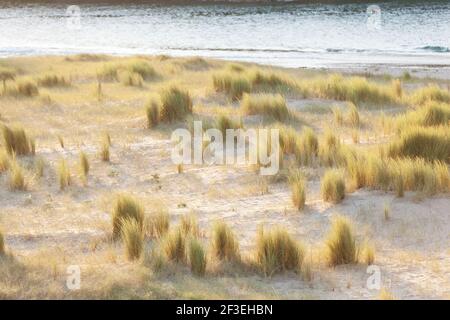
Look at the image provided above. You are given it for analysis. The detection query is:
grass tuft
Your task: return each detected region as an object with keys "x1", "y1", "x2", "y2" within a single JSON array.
[
  {"x1": 288, "y1": 169, "x2": 306, "y2": 211},
  {"x1": 58, "y1": 159, "x2": 71, "y2": 190},
  {"x1": 146, "y1": 98, "x2": 160, "y2": 128},
  {"x1": 321, "y1": 169, "x2": 346, "y2": 203},
  {"x1": 8, "y1": 160, "x2": 27, "y2": 191},
  {"x1": 241, "y1": 93, "x2": 289, "y2": 121},
  {"x1": 255, "y1": 226, "x2": 304, "y2": 276},
  {"x1": 79, "y1": 151, "x2": 89, "y2": 184},
  {"x1": 211, "y1": 221, "x2": 240, "y2": 262},
  {"x1": 188, "y1": 238, "x2": 207, "y2": 276},
  {"x1": 121, "y1": 218, "x2": 144, "y2": 261},
  {"x1": 163, "y1": 229, "x2": 186, "y2": 263},
  {"x1": 325, "y1": 216, "x2": 358, "y2": 266},
  {"x1": 2, "y1": 125, "x2": 34, "y2": 156},
  {"x1": 112, "y1": 194, "x2": 144, "y2": 239},
  {"x1": 159, "y1": 86, "x2": 193, "y2": 122}
]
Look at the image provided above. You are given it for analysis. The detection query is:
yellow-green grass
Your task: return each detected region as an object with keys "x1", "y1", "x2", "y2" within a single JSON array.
[
  {"x1": 211, "y1": 221, "x2": 240, "y2": 262},
  {"x1": 212, "y1": 71, "x2": 251, "y2": 100},
  {"x1": 146, "y1": 97, "x2": 160, "y2": 128},
  {"x1": 288, "y1": 169, "x2": 306, "y2": 211},
  {"x1": 410, "y1": 84, "x2": 450, "y2": 106},
  {"x1": 2, "y1": 125, "x2": 34, "y2": 156},
  {"x1": 121, "y1": 218, "x2": 144, "y2": 261},
  {"x1": 248, "y1": 68, "x2": 297, "y2": 92},
  {"x1": 0, "y1": 228, "x2": 5, "y2": 256},
  {"x1": 79, "y1": 151, "x2": 89, "y2": 184},
  {"x1": 36, "y1": 74, "x2": 70, "y2": 87},
  {"x1": 307, "y1": 74, "x2": 399, "y2": 106},
  {"x1": 361, "y1": 242, "x2": 375, "y2": 265},
  {"x1": 188, "y1": 238, "x2": 207, "y2": 276},
  {"x1": 100, "y1": 139, "x2": 110, "y2": 162},
  {"x1": 159, "y1": 85, "x2": 193, "y2": 122},
  {"x1": 387, "y1": 126, "x2": 450, "y2": 162},
  {"x1": 57, "y1": 159, "x2": 71, "y2": 190},
  {"x1": 241, "y1": 93, "x2": 289, "y2": 121},
  {"x1": 163, "y1": 229, "x2": 186, "y2": 263},
  {"x1": 4, "y1": 79, "x2": 39, "y2": 97},
  {"x1": 179, "y1": 213, "x2": 200, "y2": 238},
  {"x1": 0, "y1": 149, "x2": 11, "y2": 173},
  {"x1": 396, "y1": 101, "x2": 450, "y2": 128},
  {"x1": 146, "y1": 207, "x2": 170, "y2": 239},
  {"x1": 117, "y1": 70, "x2": 143, "y2": 87},
  {"x1": 255, "y1": 226, "x2": 304, "y2": 276},
  {"x1": 112, "y1": 194, "x2": 145, "y2": 239},
  {"x1": 318, "y1": 129, "x2": 342, "y2": 167},
  {"x1": 347, "y1": 102, "x2": 360, "y2": 127},
  {"x1": 325, "y1": 216, "x2": 358, "y2": 266},
  {"x1": 98, "y1": 60, "x2": 158, "y2": 82},
  {"x1": 294, "y1": 127, "x2": 319, "y2": 166},
  {"x1": 214, "y1": 114, "x2": 242, "y2": 138},
  {"x1": 8, "y1": 160, "x2": 27, "y2": 191},
  {"x1": 321, "y1": 169, "x2": 346, "y2": 203}
]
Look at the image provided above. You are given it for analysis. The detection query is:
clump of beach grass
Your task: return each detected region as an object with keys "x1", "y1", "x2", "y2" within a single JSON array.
[
  {"x1": 180, "y1": 212, "x2": 200, "y2": 238},
  {"x1": 397, "y1": 101, "x2": 450, "y2": 128},
  {"x1": 79, "y1": 151, "x2": 89, "y2": 184},
  {"x1": 146, "y1": 97, "x2": 160, "y2": 128},
  {"x1": 8, "y1": 160, "x2": 27, "y2": 191},
  {"x1": 212, "y1": 71, "x2": 251, "y2": 100},
  {"x1": 347, "y1": 102, "x2": 360, "y2": 127},
  {"x1": 321, "y1": 169, "x2": 346, "y2": 203},
  {"x1": 0, "y1": 68, "x2": 15, "y2": 94},
  {"x1": 16, "y1": 80, "x2": 39, "y2": 97},
  {"x1": 241, "y1": 93, "x2": 289, "y2": 121},
  {"x1": 58, "y1": 159, "x2": 71, "y2": 190},
  {"x1": 288, "y1": 169, "x2": 306, "y2": 211},
  {"x1": 0, "y1": 228, "x2": 5, "y2": 256},
  {"x1": 145, "y1": 206, "x2": 170, "y2": 239},
  {"x1": 117, "y1": 70, "x2": 143, "y2": 87},
  {"x1": 127, "y1": 60, "x2": 158, "y2": 80},
  {"x1": 295, "y1": 127, "x2": 319, "y2": 166},
  {"x1": 411, "y1": 84, "x2": 450, "y2": 106},
  {"x1": 362, "y1": 242, "x2": 375, "y2": 265},
  {"x1": 2, "y1": 125, "x2": 34, "y2": 156},
  {"x1": 112, "y1": 194, "x2": 144, "y2": 239},
  {"x1": 37, "y1": 74, "x2": 70, "y2": 87},
  {"x1": 379, "y1": 289, "x2": 396, "y2": 300},
  {"x1": 188, "y1": 238, "x2": 207, "y2": 276},
  {"x1": 121, "y1": 218, "x2": 144, "y2": 261},
  {"x1": 211, "y1": 221, "x2": 240, "y2": 262},
  {"x1": 0, "y1": 149, "x2": 11, "y2": 173},
  {"x1": 332, "y1": 106, "x2": 343, "y2": 126},
  {"x1": 159, "y1": 85, "x2": 193, "y2": 122},
  {"x1": 100, "y1": 139, "x2": 110, "y2": 162},
  {"x1": 387, "y1": 126, "x2": 450, "y2": 162},
  {"x1": 255, "y1": 226, "x2": 305, "y2": 276},
  {"x1": 163, "y1": 229, "x2": 186, "y2": 263},
  {"x1": 248, "y1": 68, "x2": 297, "y2": 92},
  {"x1": 34, "y1": 157, "x2": 45, "y2": 178},
  {"x1": 325, "y1": 216, "x2": 359, "y2": 266}
]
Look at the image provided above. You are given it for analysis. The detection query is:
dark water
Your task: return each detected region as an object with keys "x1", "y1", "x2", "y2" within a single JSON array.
[{"x1": 1, "y1": 1, "x2": 450, "y2": 67}]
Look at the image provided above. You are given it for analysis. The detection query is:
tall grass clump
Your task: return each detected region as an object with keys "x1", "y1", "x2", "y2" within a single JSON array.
[
  {"x1": 100, "y1": 139, "x2": 110, "y2": 162},
  {"x1": 397, "y1": 101, "x2": 450, "y2": 128},
  {"x1": 146, "y1": 98, "x2": 160, "y2": 128},
  {"x1": 411, "y1": 84, "x2": 450, "y2": 106},
  {"x1": 311, "y1": 74, "x2": 398, "y2": 105},
  {"x1": 325, "y1": 216, "x2": 358, "y2": 266},
  {"x1": 16, "y1": 80, "x2": 39, "y2": 97},
  {"x1": 2, "y1": 125, "x2": 34, "y2": 156},
  {"x1": 79, "y1": 151, "x2": 89, "y2": 184},
  {"x1": 318, "y1": 129, "x2": 343, "y2": 167},
  {"x1": 211, "y1": 221, "x2": 240, "y2": 261},
  {"x1": 112, "y1": 194, "x2": 144, "y2": 239},
  {"x1": 163, "y1": 229, "x2": 186, "y2": 263},
  {"x1": 0, "y1": 149, "x2": 11, "y2": 173},
  {"x1": 159, "y1": 86, "x2": 193, "y2": 122},
  {"x1": 37, "y1": 74, "x2": 70, "y2": 87},
  {"x1": 248, "y1": 69, "x2": 297, "y2": 92},
  {"x1": 213, "y1": 71, "x2": 252, "y2": 101},
  {"x1": 117, "y1": 70, "x2": 143, "y2": 87},
  {"x1": 241, "y1": 93, "x2": 289, "y2": 121},
  {"x1": 321, "y1": 169, "x2": 346, "y2": 203},
  {"x1": 121, "y1": 218, "x2": 144, "y2": 261},
  {"x1": 387, "y1": 126, "x2": 450, "y2": 162},
  {"x1": 180, "y1": 213, "x2": 200, "y2": 238},
  {"x1": 127, "y1": 60, "x2": 158, "y2": 80},
  {"x1": 0, "y1": 228, "x2": 5, "y2": 256},
  {"x1": 8, "y1": 160, "x2": 27, "y2": 191},
  {"x1": 58, "y1": 159, "x2": 71, "y2": 190},
  {"x1": 288, "y1": 169, "x2": 306, "y2": 211},
  {"x1": 255, "y1": 226, "x2": 305, "y2": 276},
  {"x1": 188, "y1": 238, "x2": 207, "y2": 276},
  {"x1": 146, "y1": 207, "x2": 170, "y2": 238},
  {"x1": 347, "y1": 102, "x2": 360, "y2": 127},
  {"x1": 295, "y1": 127, "x2": 319, "y2": 166}
]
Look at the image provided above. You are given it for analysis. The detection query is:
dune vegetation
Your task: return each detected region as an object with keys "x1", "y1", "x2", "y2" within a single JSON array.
[{"x1": 0, "y1": 55, "x2": 448, "y2": 299}]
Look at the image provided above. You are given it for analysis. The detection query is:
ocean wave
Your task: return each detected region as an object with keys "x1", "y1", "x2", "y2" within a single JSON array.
[{"x1": 418, "y1": 46, "x2": 450, "y2": 53}]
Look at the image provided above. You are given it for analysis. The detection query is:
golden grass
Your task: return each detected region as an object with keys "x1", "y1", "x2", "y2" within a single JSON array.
[
  {"x1": 288, "y1": 169, "x2": 306, "y2": 211},
  {"x1": 146, "y1": 97, "x2": 160, "y2": 128},
  {"x1": 121, "y1": 218, "x2": 144, "y2": 261},
  {"x1": 146, "y1": 207, "x2": 170, "y2": 239},
  {"x1": 211, "y1": 221, "x2": 240, "y2": 262},
  {"x1": 117, "y1": 70, "x2": 143, "y2": 87},
  {"x1": 0, "y1": 149, "x2": 11, "y2": 173},
  {"x1": 411, "y1": 84, "x2": 450, "y2": 106},
  {"x1": 318, "y1": 129, "x2": 342, "y2": 167},
  {"x1": 241, "y1": 93, "x2": 289, "y2": 121},
  {"x1": 100, "y1": 139, "x2": 110, "y2": 162},
  {"x1": 332, "y1": 106, "x2": 343, "y2": 126},
  {"x1": 79, "y1": 151, "x2": 89, "y2": 184},
  {"x1": 0, "y1": 228, "x2": 4, "y2": 256},
  {"x1": 179, "y1": 213, "x2": 200, "y2": 238},
  {"x1": 387, "y1": 126, "x2": 450, "y2": 162},
  {"x1": 57, "y1": 159, "x2": 71, "y2": 191},
  {"x1": 255, "y1": 226, "x2": 304, "y2": 276},
  {"x1": 0, "y1": 68, "x2": 15, "y2": 93},
  {"x1": 188, "y1": 238, "x2": 207, "y2": 276},
  {"x1": 2, "y1": 125, "x2": 34, "y2": 156},
  {"x1": 325, "y1": 216, "x2": 358, "y2": 266},
  {"x1": 362, "y1": 242, "x2": 375, "y2": 265},
  {"x1": 347, "y1": 102, "x2": 360, "y2": 127},
  {"x1": 163, "y1": 229, "x2": 186, "y2": 263},
  {"x1": 295, "y1": 127, "x2": 319, "y2": 166},
  {"x1": 159, "y1": 85, "x2": 193, "y2": 122},
  {"x1": 14, "y1": 80, "x2": 39, "y2": 97},
  {"x1": 212, "y1": 71, "x2": 251, "y2": 100},
  {"x1": 397, "y1": 101, "x2": 450, "y2": 127},
  {"x1": 321, "y1": 169, "x2": 346, "y2": 203},
  {"x1": 36, "y1": 74, "x2": 70, "y2": 87},
  {"x1": 112, "y1": 194, "x2": 144, "y2": 239},
  {"x1": 8, "y1": 160, "x2": 27, "y2": 191}
]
